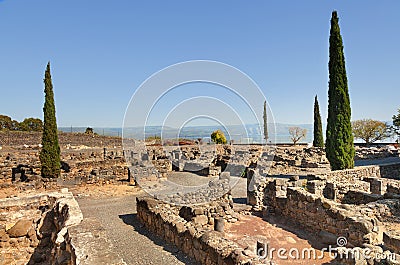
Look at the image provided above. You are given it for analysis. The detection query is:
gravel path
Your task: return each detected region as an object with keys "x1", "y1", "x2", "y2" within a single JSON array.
[
  {"x1": 77, "y1": 195, "x2": 198, "y2": 265},
  {"x1": 76, "y1": 174, "x2": 248, "y2": 264}
]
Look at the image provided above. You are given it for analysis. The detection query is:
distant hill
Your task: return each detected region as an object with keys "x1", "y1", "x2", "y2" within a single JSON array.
[{"x1": 60, "y1": 123, "x2": 315, "y2": 144}]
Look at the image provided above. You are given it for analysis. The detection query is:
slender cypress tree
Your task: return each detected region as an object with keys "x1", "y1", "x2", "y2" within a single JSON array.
[
  {"x1": 313, "y1": 95, "x2": 324, "y2": 147},
  {"x1": 40, "y1": 62, "x2": 61, "y2": 178},
  {"x1": 326, "y1": 11, "x2": 354, "y2": 170},
  {"x1": 263, "y1": 101, "x2": 268, "y2": 142}
]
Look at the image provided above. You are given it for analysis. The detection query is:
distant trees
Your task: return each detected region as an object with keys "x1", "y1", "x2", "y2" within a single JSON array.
[
  {"x1": 313, "y1": 96, "x2": 324, "y2": 147},
  {"x1": 325, "y1": 11, "x2": 354, "y2": 170},
  {"x1": 85, "y1": 127, "x2": 94, "y2": 134},
  {"x1": 352, "y1": 119, "x2": 389, "y2": 145},
  {"x1": 0, "y1": 115, "x2": 13, "y2": 130},
  {"x1": 392, "y1": 109, "x2": 400, "y2": 142},
  {"x1": 263, "y1": 101, "x2": 268, "y2": 142},
  {"x1": 40, "y1": 62, "x2": 61, "y2": 179},
  {"x1": 211, "y1": 130, "x2": 227, "y2": 144},
  {"x1": 289, "y1": 127, "x2": 307, "y2": 145},
  {"x1": 0, "y1": 115, "x2": 42, "y2": 131},
  {"x1": 19, "y1": 118, "x2": 43, "y2": 131}
]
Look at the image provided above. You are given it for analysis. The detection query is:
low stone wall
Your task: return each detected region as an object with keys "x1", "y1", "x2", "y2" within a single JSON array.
[
  {"x1": 248, "y1": 164, "x2": 400, "y2": 209},
  {"x1": 0, "y1": 190, "x2": 83, "y2": 265},
  {"x1": 0, "y1": 149, "x2": 129, "y2": 187},
  {"x1": 324, "y1": 162, "x2": 400, "y2": 181},
  {"x1": 247, "y1": 169, "x2": 304, "y2": 211},
  {"x1": 323, "y1": 165, "x2": 381, "y2": 181},
  {"x1": 136, "y1": 197, "x2": 260, "y2": 265},
  {"x1": 355, "y1": 146, "x2": 399, "y2": 160},
  {"x1": 269, "y1": 186, "x2": 382, "y2": 247},
  {"x1": 0, "y1": 131, "x2": 123, "y2": 148}
]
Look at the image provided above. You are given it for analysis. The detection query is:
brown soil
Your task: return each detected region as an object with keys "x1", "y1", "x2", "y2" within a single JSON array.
[
  {"x1": 0, "y1": 180, "x2": 142, "y2": 199},
  {"x1": 70, "y1": 184, "x2": 143, "y2": 198}
]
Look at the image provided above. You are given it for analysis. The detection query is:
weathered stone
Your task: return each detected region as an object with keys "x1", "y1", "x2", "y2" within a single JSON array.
[
  {"x1": 219, "y1": 172, "x2": 231, "y2": 181},
  {"x1": 0, "y1": 228, "x2": 9, "y2": 242},
  {"x1": 193, "y1": 215, "x2": 208, "y2": 226},
  {"x1": 175, "y1": 222, "x2": 186, "y2": 234},
  {"x1": 7, "y1": 219, "x2": 32, "y2": 238}
]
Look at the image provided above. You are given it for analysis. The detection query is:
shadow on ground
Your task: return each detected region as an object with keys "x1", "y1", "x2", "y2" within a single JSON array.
[
  {"x1": 233, "y1": 197, "x2": 246, "y2": 204},
  {"x1": 119, "y1": 213, "x2": 200, "y2": 265}
]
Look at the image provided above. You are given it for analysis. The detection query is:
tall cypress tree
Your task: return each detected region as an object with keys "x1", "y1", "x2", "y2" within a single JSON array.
[
  {"x1": 40, "y1": 62, "x2": 61, "y2": 178},
  {"x1": 313, "y1": 95, "x2": 324, "y2": 147},
  {"x1": 326, "y1": 11, "x2": 354, "y2": 170},
  {"x1": 263, "y1": 100, "x2": 268, "y2": 142}
]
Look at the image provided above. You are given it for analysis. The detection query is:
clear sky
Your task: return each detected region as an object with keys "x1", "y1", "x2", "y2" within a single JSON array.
[{"x1": 0, "y1": 1, "x2": 399, "y2": 127}]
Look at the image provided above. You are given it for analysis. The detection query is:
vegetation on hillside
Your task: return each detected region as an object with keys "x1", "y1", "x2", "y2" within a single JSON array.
[{"x1": 0, "y1": 115, "x2": 42, "y2": 132}]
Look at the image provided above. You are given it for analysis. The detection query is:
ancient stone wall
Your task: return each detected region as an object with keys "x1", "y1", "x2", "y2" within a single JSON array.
[
  {"x1": 248, "y1": 164, "x2": 400, "y2": 209},
  {"x1": 0, "y1": 131, "x2": 123, "y2": 148},
  {"x1": 355, "y1": 146, "x2": 399, "y2": 160},
  {"x1": 267, "y1": 186, "x2": 382, "y2": 247},
  {"x1": 0, "y1": 190, "x2": 83, "y2": 265},
  {"x1": 0, "y1": 147, "x2": 130, "y2": 187},
  {"x1": 323, "y1": 165, "x2": 381, "y2": 181}
]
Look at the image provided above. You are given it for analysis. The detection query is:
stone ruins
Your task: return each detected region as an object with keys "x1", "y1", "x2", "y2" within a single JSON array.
[
  {"x1": 132, "y1": 142, "x2": 400, "y2": 264},
  {"x1": 1, "y1": 131, "x2": 400, "y2": 264}
]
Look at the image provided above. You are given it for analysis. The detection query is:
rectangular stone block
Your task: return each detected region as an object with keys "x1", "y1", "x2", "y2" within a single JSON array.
[
  {"x1": 370, "y1": 179, "x2": 385, "y2": 195},
  {"x1": 323, "y1": 182, "x2": 336, "y2": 200},
  {"x1": 307, "y1": 180, "x2": 325, "y2": 196}
]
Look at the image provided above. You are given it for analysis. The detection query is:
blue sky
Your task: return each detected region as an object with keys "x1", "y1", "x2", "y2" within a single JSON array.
[{"x1": 0, "y1": 1, "x2": 399, "y2": 127}]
